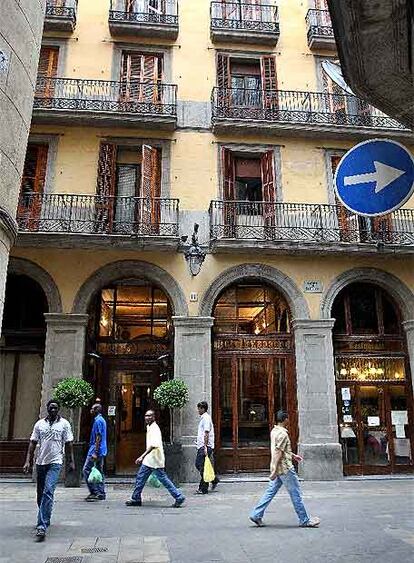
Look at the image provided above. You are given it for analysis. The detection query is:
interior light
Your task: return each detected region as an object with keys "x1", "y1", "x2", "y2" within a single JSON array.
[
  {"x1": 350, "y1": 367, "x2": 358, "y2": 375},
  {"x1": 340, "y1": 368, "x2": 347, "y2": 376},
  {"x1": 254, "y1": 326, "x2": 260, "y2": 335}
]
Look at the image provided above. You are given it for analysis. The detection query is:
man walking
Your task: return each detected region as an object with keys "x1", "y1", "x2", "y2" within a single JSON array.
[
  {"x1": 23, "y1": 399, "x2": 74, "y2": 541},
  {"x1": 125, "y1": 410, "x2": 185, "y2": 508},
  {"x1": 249, "y1": 410, "x2": 320, "y2": 528},
  {"x1": 83, "y1": 403, "x2": 107, "y2": 501},
  {"x1": 195, "y1": 401, "x2": 219, "y2": 494}
]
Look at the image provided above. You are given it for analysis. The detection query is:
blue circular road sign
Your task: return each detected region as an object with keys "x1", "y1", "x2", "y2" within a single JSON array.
[{"x1": 334, "y1": 139, "x2": 414, "y2": 217}]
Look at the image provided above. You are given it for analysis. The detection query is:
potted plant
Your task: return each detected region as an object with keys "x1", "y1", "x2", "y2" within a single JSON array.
[
  {"x1": 153, "y1": 379, "x2": 189, "y2": 483},
  {"x1": 52, "y1": 377, "x2": 94, "y2": 487}
]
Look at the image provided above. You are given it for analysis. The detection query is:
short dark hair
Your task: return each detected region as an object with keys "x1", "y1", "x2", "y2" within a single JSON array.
[
  {"x1": 47, "y1": 399, "x2": 60, "y2": 409},
  {"x1": 276, "y1": 410, "x2": 288, "y2": 423},
  {"x1": 197, "y1": 401, "x2": 208, "y2": 412}
]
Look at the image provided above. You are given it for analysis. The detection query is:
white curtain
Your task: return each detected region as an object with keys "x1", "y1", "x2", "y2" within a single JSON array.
[{"x1": 321, "y1": 60, "x2": 355, "y2": 95}]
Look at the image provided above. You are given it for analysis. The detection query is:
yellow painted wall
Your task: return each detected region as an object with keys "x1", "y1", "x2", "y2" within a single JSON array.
[{"x1": 10, "y1": 247, "x2": 414, "y2": 321}]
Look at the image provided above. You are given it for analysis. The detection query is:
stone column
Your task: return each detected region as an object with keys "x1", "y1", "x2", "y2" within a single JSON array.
[
  {"x1": 403, "y1": 320, "x2": 414, "y2": 401},
  {"x1": 293, "y1": 319, "x2": 343, "y2": 480},
  {"x1": 172, "y1": 316, "x2": 214, "y2": 482},
  {"x1": 0, "y1": 211, "x2": 17, "y2": 331},
  {"x1": 41, "y1": 314, "x2": 89, "y2": 420}
]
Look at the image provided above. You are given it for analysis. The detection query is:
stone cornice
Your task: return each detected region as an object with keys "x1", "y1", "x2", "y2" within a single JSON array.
[{"x1": 0, "y1": 206, "x2": 18, "y2": 244}]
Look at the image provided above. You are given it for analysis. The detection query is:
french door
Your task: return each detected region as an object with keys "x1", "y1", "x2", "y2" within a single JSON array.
[
  {"x1": 337, "y1": 382, "x2": 414, "y2": 474},
  {"x1": 213, "y1": 354, "x2": 297, "y2": 473}
]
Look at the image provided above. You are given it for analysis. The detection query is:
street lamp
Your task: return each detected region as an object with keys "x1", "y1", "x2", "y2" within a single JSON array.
[{"x1": 182, "y1": 223, "x2": 206, "y2": 276}]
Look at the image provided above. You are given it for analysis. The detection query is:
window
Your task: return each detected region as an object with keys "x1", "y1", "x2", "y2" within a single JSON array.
[
  {"x1": 17, "y1": 144, "x2": 49, "y2": 230},
  {"x1": 120, "y1": 51, "x2": 163, "y2": 103},
  {"x1": 36, "y1": 46, "x2": 59, "y2": 98}
]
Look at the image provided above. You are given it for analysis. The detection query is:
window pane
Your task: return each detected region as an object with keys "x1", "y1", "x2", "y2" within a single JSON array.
[
  {"x1": 238, "y1": 358, "x2": 269, "y2": 447},
  {"x1": 382, "y1": 294, "x2": 400, "y2": 335},
  {"x1": 389, "y1": 385, "x2": 412, "y2": 465},
  {"x1": 359, "y1": 386, "x2": 389, "y2": 466},
  {"x1": 349, "y1": 284, "x2": 378, "y2": 334},
  {"x1": 219, "y1": 358, "x2": 233, "y2": 448}
]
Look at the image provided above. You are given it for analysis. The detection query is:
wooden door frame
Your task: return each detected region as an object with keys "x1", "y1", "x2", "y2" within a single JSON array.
[{"x1": 213, "y1": 350, "x2": 297, "y2": 473}]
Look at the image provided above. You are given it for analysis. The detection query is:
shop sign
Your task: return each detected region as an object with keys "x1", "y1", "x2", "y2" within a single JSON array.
[
  {"x1": 214, "y1": 337, "x2": 292, "y2": 352},
  {"x1": 108, "y1": 406, "x2": 116, "y2": 416}
]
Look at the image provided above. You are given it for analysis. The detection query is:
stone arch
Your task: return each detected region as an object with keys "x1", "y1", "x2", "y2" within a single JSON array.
[
  {"x1": 320, "y1": 267, "x2": 414, "y2": 321},
  {"x1": 7, "y1": 257, "x2": 62, "y2": 313},
  {"x1": 199, "y1": 263, "x2": 310, "y2": 319},
  {"x1": 72, "y1": 260, "x2": 189, "y2": 316}
]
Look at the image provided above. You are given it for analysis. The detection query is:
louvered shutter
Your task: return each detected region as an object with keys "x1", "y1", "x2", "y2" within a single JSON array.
[
  {"x1": 243, "y1": 0, "x2": 262, "y2": 22},
  {"x1": 372, "y1": 215, "x2": 394, "y2": 244},
  {"x1": 331, "y1": 155, "x2": 354, "y2": 242},
  {"x1": 261, "y1": 150, "x2": 275, "y2": 228},
  {"x1": 140, "y1": 145, "x2": 161, "y2": 233},
  {"x1": 36, "y1": 46, "x2": 59, "y2": 98},
  {"x1": 96, "y1": 142, "x2": 117, "y2": 233},
  {"x1": 260, "y1": 55, "x2": 278, "y2": 109},
  {"x1": 217, "y1": 53, "x2": 231, "y2": 109},
  {"x1": 120, "y1": 52, "x2": 160, "y2": 104},
  {"x1": 322, "y1": 69, "x2": 347, "y2": 123},
  {"x1": 18, "y1": 144, "x2": 48, "y2": 231},
  {"x1": 222, "y1": 148, "x2": 236, "y2": 236}
]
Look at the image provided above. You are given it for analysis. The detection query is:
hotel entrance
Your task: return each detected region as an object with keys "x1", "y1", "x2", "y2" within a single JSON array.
[
  {"x1": 212, "y1": 282, "x2": 297, "y2": 473},
  {"x1": 333, "y1": 282, "x2": 414, "y2": 475},
  {"x1": 87, "y1": 280, "x2": 173, "y2": 474}
]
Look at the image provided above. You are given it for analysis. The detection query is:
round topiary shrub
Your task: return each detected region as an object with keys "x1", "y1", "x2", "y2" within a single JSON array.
[
  {"x1": 52, "y1": 377, "x2": 94, "y2": 409},
  {"x1": 153, "y1": 379, "x2": 189, "y2": 409}
]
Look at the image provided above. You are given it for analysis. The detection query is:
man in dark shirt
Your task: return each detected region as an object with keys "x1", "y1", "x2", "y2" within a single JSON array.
[{"x1": 83, "y1": 403, "x2": 107, "y2": 501}]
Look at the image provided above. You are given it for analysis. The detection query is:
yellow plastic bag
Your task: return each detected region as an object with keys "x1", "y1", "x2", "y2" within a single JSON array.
[{"x1": 203, "y1": 456, "x2": 215, "y2": 483}]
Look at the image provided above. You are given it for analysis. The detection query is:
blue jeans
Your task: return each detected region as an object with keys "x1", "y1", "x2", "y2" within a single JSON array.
[
  {"x1": 250, "y1": 468, "x2": 310, "y2": 526},
  {"x1": 36, "y1": 463, "x2": 62, "y2": 530},
  {"x1": 131, "y1": 464, "x2": 184, "y2": 502},
  {"x1": 83, "y1": 456, "x2": 106, "y2": 498}
]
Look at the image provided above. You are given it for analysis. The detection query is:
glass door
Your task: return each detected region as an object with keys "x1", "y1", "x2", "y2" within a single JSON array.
[
  {"x1": 214, "y1": 355, "x2": 291, "y2": 473},
  {"x1": 387, "y1": 384, "x2": 413, "y2": 470},
  {"x1": 358, "y1": 385, "x2": 390, "y2": 470}
]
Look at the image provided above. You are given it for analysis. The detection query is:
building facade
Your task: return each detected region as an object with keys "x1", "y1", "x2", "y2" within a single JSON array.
[{"x1": 0, "y1": 0, "x2": 413, "y2": 480}]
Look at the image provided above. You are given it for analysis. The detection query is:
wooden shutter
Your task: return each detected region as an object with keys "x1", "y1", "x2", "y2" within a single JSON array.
[
  {"x1": 243, "y1": 0, "x2": 262, "y2": 22},
  {"x1": 260, "y1": 55, "x2": 278, "y2": 109},
  {"x1": 140, "y1": 145, "x2": 161, "y2": 232},
  {"x1": 322, "y1": 69, "x2": 347, "y2": 122},
  {"x1": 120, "y1": 52, "x2": 160, "y2": 103},
  {"x1": 372, "y1": 215, "x2": 394, "y2": 243},
  {"x1": 222, "y1": 148, "x2": 236, "y2": 236},
  {"x1": 221, "y1": 0, "x2": 239, "y2": 20},
  {"x1": 217, "y1": 53, "x2": 231, "y2": 108},
  {"x1": 261, "y1": 150, "x2": 275, "y2": 227},
  {"x1": 96, "y1": 142, "x2": 117, "y2": 233},
  {"x1": 17, "y1": 144, "x2": 48, "y2": 231},
  {"x1": 36, "y1": 46, "x2": 59, "y2": 98},
  {"x1": 331, "y1": 155, "x2": 354, "y2": 241}
]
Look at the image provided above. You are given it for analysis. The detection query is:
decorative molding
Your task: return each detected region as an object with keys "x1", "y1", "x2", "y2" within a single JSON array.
[
  {"x1": 72, "y1": 260, "x2": 188, "y2": 316},
  {"x1": 0, "y1": 206, "x2": 18, "y2": 245},
  {"x1": 199, "y1": 263, "x2": 310, "y2": 319},
  {"x1": 7, "y1": 257, "x2": 62, "y2": 313},
  {"x1": 320, "y1": 267, "x2": 414, "y2": 321}
]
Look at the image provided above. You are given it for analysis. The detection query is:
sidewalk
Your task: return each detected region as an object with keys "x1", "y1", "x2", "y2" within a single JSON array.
[{"x1": 0, "y1": 479, "x2": 413, "y2": 563}]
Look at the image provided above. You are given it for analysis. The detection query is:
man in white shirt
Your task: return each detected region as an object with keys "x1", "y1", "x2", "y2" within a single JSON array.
[
  {"x1": 23, "y1": 399, "x2": 74, "y2": 541},
  {"x1": 125, "y1": 410, "x2": 185, "y2": 508},
  {"x1": 195, "y1": 401, "x2": 219, "y2": 494}
]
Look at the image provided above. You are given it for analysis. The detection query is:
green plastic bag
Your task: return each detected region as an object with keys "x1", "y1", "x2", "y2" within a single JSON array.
[
  {"x1": 88, "y1": 464, "x2": 103, "y2": 484},
  {"x1": 147, "y1": 473, "x2": 161, "y2": 488}
]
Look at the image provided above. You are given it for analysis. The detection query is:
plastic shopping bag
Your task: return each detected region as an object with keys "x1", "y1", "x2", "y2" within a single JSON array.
[
  {"x1": 203, "y1": 456, "x2": 215, "y2": 483},
  {"x1": 147, "y1": 473, "x2": 162, "y2": 488},
  {"x1": 88, "y1": 464, "x2": 103, "y2": 484}
]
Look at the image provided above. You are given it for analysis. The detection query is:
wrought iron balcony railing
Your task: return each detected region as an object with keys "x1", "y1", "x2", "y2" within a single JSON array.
[
  {"x1": 109, "y1": 0, "x2": 178, "y2": 25},
  {"x1": 46, "y1": 0, "x2": 77, "y2": 18},
  {"x1": 211, "y1": 1, "x2": 279, "y2": 32},
  {"x1": 306, "y1": 9, "x2": 334, "y2": 40},
  {"x1": 17, "y1": 193, "x2": 180, "y2": 238},
  {"x1": 209, "y1": 201, "x2": 414, "y2": 247},
  {"x1": 34, "y1": 77, "x2": 177, "y2": 117},
  {"x1": 211, "y1": 87, "x2": 406, "y2": 130}
]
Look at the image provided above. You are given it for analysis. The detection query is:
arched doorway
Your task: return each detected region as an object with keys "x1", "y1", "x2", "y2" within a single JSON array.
[
  {"x1": 86, "y1": 279, "x2": 173, "y2": 475},
  {"x1": 0, "y1": 274, "x2": 48, "y2": 471},
  {"x1": 212, "y1": 281, "x2": 297, "y2": 473},
  {"x1": 332, "y1": 282, "x2": 414, "y2": 475}
]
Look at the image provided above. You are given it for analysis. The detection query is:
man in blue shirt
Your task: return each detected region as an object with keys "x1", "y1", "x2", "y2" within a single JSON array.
[{"x1": 83, "y1": 403, "x2": 107, "y2": 501}]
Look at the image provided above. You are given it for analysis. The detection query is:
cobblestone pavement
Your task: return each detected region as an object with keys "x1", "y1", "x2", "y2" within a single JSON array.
[{"x1": 0, "y1": 479, "x2": 413, "y2": 563}]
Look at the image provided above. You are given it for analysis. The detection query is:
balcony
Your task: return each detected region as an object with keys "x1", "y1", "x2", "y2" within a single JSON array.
[
  {"x1": 210, "y1": 1, "x2": 279, "y2": 45},
  {"x1": 16, "y1": 193, "x2": 180, "y2": 250},
  {"x1": 32, "y1": 77, "x2": 178, "y2": 129},
  {"x1": 306, "y1": 9, "x2": 335, "y2": 50},
  {"x1": 211, "y1": 87, "x2": 412, "y2": 140},
  {"x1": 209, "y1": 201, "x2": 414, "y2": 255},
  {"x1": 109, "y1": 0, "x2": 178, "y2": 39},
  {"x1": 44, "y1": 0, "x2": 77, "y2": 32}
]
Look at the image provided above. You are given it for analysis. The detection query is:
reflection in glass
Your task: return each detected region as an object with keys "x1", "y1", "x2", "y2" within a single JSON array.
[
  {"x1": 338, "y1": 385, "x2": 359, "y2": 465},
  {"x1": 219, "y1": 358, "x2": 233, "y2": 448},
  {"x1": 359, "y1": 386, "x2": 389, "y2": 466},
  {"x1": 238, "y1": 358, "x2": 268, "y2": 447}
]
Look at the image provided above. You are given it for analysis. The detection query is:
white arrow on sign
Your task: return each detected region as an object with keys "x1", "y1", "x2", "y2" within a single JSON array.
[{"x1": 344, "y1": 161, "x2": 405, "y2": 193}]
